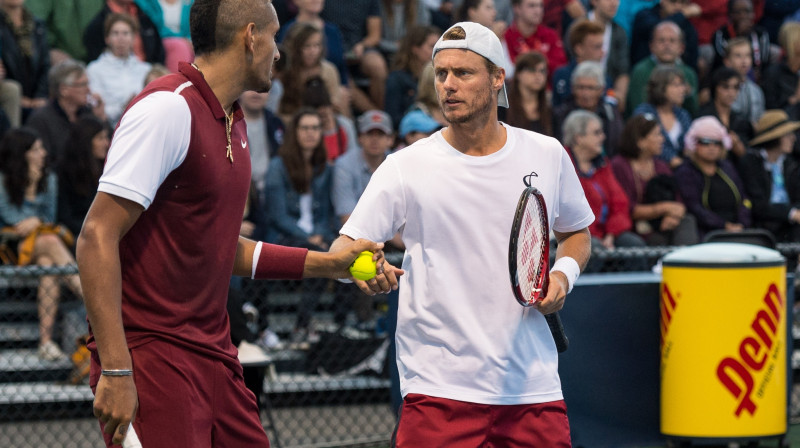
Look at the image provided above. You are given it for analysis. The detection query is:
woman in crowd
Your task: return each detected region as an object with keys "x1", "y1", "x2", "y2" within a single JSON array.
[
  {"x1": 562, "y1": 110, "x2": 646, "y2": 252},
  {"x1": 56, "y1": 116, "x2": 109, "y2": 238},
  {"x1": 674, "y1": 116, "x2": 751, "y2": 238},
  {"x1": 0, "y1": 0, "x2": 50, "y2": 114},
  {"x1": 633, "y1": 66, "x2": 693, "y2": 168},
  {"x1": 278, "y1": 22, "x2": 346, "y2": 123},
  {"x1": 611, "y1": 114, "x2": 698, "y2": 246},
  {"x1": 698, "y1": 67, "x2": 752, "y2": 164},
  {"x1": 0, "y1": 127, "x2": 83, "y2": 360},
  {"x1": 86, "y1": 13, "x2": 152, "y2": 125},
  {"x1": 383, "y1": 24, "x2": 439, "y2": 129},
  {"x1": 264, "y1": 109, "x2": 336, "y2": 343},
  {"x1": 455, "y1": 0, "x2": 507, "y2": 37},
  {"x1": 737, "y1": 110, "x2": 800, "y2": 242},
  {"x1": 302, "y1": 76, "x2": 358, "y2": 162},
  {"x1": 500, "y1": 51, "x2": 553, "y2": 136}
]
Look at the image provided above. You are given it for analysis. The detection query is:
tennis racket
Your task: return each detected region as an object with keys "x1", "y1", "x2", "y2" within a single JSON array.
[
  {"x1": 122, "y1": 423, "x2": 142, "y2": 448},
  {"x1": 508, "y1": 175, "x2": 569, "y2": 353}
]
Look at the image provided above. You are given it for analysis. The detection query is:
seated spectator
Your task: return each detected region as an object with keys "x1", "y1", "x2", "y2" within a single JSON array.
[
  {"x1": 674, "y1": 116, "x2": 751, "y2": 237},
  {"x1": 264, "y1": 108, "x2": 336, "y2": 343},
  {"x1": 278, "y1": 22, "x2": 346, "y2": 123},
  {"x1": 384, "y1": 24, "x2": 440, "y2": 130},
  {"x1": 27, "y1": 0, "x2": 104, "y2": 64},
  {"x1": 503, "y1": 0, "x2": 567, "y2": 80},
  {"x1": 378, "y1": 0, "x2": 430, "y2": 57},
  {"x1": 456, "y1": 0, "x2": 508, "y2": 37},
  {"x1": 135, "y1": 0, "x2": 194, "y2": 72},
  {"x1": 26, "y1": 60, "x2": 106, "y2": 161},
  {"x1": 83, "y1": 0, "x2": 165, "y2": 64},
  {"x1": 397, "y1": 109, "x2": 441, "y2": 149},
  {"x1": 0, "y1": 0, "x2": 50, "y2": 113},
  {"x1": 554, "y1": 61, "x2": 623, "y2": 156},
  {"x1": 56, "y1": 116, "x2": 109, "y2": 238},
  {"x1": 761, "y1": 21, "x2": 800, "y2": 116},
  {"x1": 0, "y1": 127, "x2": 84, "y2": 360},
  {"x1": 611, "y1": 113, "x2": 699, "y2": 246},
  {"x1": 552, "y1": 18, "x2": 605, "y2": 107},
  {"x1": 723, "y1": 37, "x2": 765, "y2": 125},
  {"x1": 709, "y1": 0, "x2": 773, "y2": 82},
  {"x1": 302, "y1": 76, "x2": 359, "y2": 162},
  {"x1": 737, "y1": 110, "x2": 800, "y2": 242},
  {"x1": 322, "y1": 0, "x2": 388, "y2": 111},
  {"x1": 499, "y1": 51, "x2": 553, "y2": 136},
  {"x1": 87, "y1": 13, "x2": 152, "y2": 125},
  {"x1": 688, "y1": 0, "x2": 728, "y2": 76},
  {"x1": 698, "y1": 67, "x2": 753, "y2": 163},
  {"x1": 632, "y1": 65, "x2": 693, "y2": 168},
  {"x1": 627, "y1": 20, "x2": 699, "y2": 117},
  {"x1": 562, "y1": 109, "x2": 646, "y2": 252},
  {"x1": 588, "y1": 0, "x2": 630, "y2": 112},
  {"x1": 240, "y1": 90, "x2": 285, "y2": 195},
  {"x1": 630, "y1": 0, "x2": 699, "y2": 72}
]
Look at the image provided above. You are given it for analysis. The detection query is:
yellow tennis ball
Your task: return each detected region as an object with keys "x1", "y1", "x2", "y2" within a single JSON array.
[{"x1": 349, "y1": 251, "x2": 376, "y2": 281}]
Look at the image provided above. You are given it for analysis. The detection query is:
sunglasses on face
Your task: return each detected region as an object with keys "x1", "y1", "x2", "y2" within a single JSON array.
[{"x1": 696, "y1": 138, "x2": 723, "y2": 146}]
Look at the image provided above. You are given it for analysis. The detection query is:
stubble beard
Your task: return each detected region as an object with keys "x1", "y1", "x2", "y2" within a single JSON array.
[{"x1": 441, "y1": 84, "x2": 495, "y2": 125}]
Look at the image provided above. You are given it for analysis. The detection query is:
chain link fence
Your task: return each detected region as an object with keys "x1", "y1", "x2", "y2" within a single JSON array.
[{"x1": 1, "y1": 245, "x2": 799, "y2": 447}]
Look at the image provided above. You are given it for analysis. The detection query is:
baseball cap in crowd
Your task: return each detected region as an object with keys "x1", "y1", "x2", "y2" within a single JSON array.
[
  {"x1": 432, "y1": 21, "x2": 509, "y2": 108},
  {"x1": 357, "y1": 110, "x2": 393, "y2": 134},
  {"x1": 399, "y1": 110, "x2": 441, "y2": 138}
]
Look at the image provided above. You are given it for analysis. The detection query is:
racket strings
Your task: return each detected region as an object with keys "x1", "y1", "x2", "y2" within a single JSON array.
[{"x1": 518, "y1": 198, "x2": 547, "y2": 302}]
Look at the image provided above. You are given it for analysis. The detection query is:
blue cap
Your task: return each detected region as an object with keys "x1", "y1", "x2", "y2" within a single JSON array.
[{"x1": 399, "y1": 110, "x2": 441, "y2": 138}]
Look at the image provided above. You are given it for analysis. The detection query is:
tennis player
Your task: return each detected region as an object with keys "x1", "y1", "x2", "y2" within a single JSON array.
[
  {"x1": 331, "y1": 22, "x2": 594, "y2": 446},
  {"x1": 76, "y1": 1, "x2": 395, "y2": 447}
]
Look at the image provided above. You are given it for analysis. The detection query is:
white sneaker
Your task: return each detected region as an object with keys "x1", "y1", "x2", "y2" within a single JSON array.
[
  {"x1": 237, "y1": 341, "x2": 271, "y2": 365},
  {"x1": 258, "y1": 329, "x2": 284, "y2": 351},
  {"x1": 38, "y1": 341, "x2": 66, "y2": 361}
]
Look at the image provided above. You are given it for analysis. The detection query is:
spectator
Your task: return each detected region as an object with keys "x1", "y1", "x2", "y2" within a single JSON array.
[
  {"x1": 384, "y1": 24, "x2": 439, "y2": 130},
  {"x1": 737, "y1": 110, "x2": 800, "y2": 242},
  {"x1": 83, "y1": 0, "x2": 165, "y2": 64},
  {"x1": 56, "y1": 116, "x2": 109, "y2": 239},
  {"x1": 135, "y1": 0, "x2": 194, "y2": 73},
  {"x1": 0, "y1": 127, "x2": 84, "y2": 360},
  {"x1": 278, "y1": 22, "x2": 345, "y2": 123},
  {"x1": 322, "y1": 0, "x2": 388, "y2": 110},
  {"x1": 698, "y1": 67, "x2": 753, "y2": 163},
  {"x1": 612, "y1": 0, "x2": 656, "y2": 38},
  {"x1": 409, "y1": 62, "x2": 447, "y2": 126},
  {"x1": 632, "y1": 66, "x2": 692, "y2": 167},
  {"x1": 455, "y1": 0, "x2": 507, "y2": 37},
  {"x1": 0, "y1": 0, "x2": 51, "y2": 114},
  {"x1": 552, "y1": 18, "x2": 605, "y2": 107},
  {"x1": 759, "y1": 0, "x2": 799, "y2": 44},
  {"x1": 397, "y1": 109, "x2": 441, "y2": 148},
  {"x1": 627, "y1": 20, "x2": 699, "y2": 116},
  {"x1": 264, "y1": 108, "x2": 336, "y2": 344},
  {"x1": 27, "y1": 0, "x2": 103, "y2": 64},
  {"x1": 86, "y1": 13, "x2": 152, "y2": 125},
  {"x1": 761, "y1": 21, "x2": 800, "y2": 116},
  {"x1": 542, "y1": 0, "x2": 586, "y2": 40},
  {"x1": 674, "y1": 115, "x2": 751, "y2": 237},
  {"x1": 302, "y1": 76, "x2": 359, "y2": 162},
  {"x1": 554, "y1": 61, "x2": 624, "y2": 156},
  {"x1": 499, "y1": 50, "x2": 553, "y2": 135},
  {"x1": 562, "y1": 109, "x2": 646, "y2": 251},
  {"x1": 710, "y1": 0, "x2": 773, "y2": 82},
  {"x1": 422, "y1": 0, "x2": 454, "y2": 31},
  {"x1": 240, "y1": 90, "x2": 285, "y2": 195},
  {"x1": 610, "y1": 113, "x2": 699, "y2": 245},
  {"x1": 630, "y1": 0, "x2": 699, "y2": 72},
  {"x1": 723, "y1": 37, "x2": 765, "y2": 124},
  {"x1": 26, "y1": 60, "x2": 106, "y2": 161},
  {"x1": 503, "y1": 0, "x2": 567, "y2": 79},
  {"x1": 278, "y1": 0, "x2": 349, "y2": 88},
  {"x1": 378, "y1": 0, "x2": 430, "y2": 57},
  {"x1": 589, "y1": 0, "x2": 630, "y2": 112}
]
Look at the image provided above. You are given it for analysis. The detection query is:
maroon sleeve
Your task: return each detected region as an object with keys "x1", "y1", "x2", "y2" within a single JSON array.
[{"x1": 254, "y1": 243, "x2": 309, "y2": 280}]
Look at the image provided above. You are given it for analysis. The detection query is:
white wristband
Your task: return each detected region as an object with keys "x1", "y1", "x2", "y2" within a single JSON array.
[
  {"x1": 551, "y1": 256, "x2": 580, "y2": 294},
  {"x1": 251, "y1": 241, "x2": 263, "y2": 280}
]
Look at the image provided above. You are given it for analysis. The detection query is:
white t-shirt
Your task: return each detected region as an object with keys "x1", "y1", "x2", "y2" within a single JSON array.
[{"x1": 340, "y1": 125, "x2": 594, "y2": 405}]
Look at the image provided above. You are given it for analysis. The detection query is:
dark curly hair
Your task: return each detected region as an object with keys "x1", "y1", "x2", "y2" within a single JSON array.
[{"x1": 0, "y1": 128, "x2": 47, "y2": 207}]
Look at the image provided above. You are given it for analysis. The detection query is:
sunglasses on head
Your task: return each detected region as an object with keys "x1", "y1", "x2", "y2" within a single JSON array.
[{"x1": 697, "y1": 138, "x2": 723, "y2": 146}]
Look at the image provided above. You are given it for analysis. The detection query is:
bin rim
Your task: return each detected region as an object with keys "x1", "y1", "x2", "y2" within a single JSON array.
[{"x1": 661, "y1": 242, "x2": 784, "y2": 268}]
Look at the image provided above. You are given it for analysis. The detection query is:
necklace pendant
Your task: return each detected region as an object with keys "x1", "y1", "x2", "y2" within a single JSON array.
[{"x1": 226, "y1": 144, "x2": 233, "y2": 163}]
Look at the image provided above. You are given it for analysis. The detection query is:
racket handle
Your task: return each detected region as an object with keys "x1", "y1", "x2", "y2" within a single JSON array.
[{"x1": 545, "y1": 312, "x2": 569, "y2": 353}]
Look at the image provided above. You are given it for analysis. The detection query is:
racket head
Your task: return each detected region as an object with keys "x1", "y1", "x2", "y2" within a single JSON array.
[{"x1": 509, "y1": 186, "x2": 550, "y2": 307}]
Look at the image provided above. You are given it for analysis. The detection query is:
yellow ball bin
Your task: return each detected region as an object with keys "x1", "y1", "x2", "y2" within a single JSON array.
[{"x1": 660, "y1": 243, "x2": 787, "y2": 441}]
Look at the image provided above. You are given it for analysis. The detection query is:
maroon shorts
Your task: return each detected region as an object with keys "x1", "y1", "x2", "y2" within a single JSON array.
[
  {"x1": 392, "y1": 393, "x2": 571, "y2": 447},
  {"x1": 90, "y1": 339, "x2": 270, "y2": 448}
]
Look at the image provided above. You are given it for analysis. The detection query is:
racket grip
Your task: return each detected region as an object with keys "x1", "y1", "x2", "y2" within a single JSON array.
[{"x1": 545, "y1": 312, "x2": 569, "y2": 353}]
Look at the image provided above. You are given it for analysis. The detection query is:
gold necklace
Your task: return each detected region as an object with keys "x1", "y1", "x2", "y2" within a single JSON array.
[{"x1": 191, "y1": 63, "x2": 234, "y2": 164}]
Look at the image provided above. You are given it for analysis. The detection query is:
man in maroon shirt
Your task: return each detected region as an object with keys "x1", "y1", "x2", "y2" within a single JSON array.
[{"x1": 76, "y1": 1, "x2": 396, "y2": 447}]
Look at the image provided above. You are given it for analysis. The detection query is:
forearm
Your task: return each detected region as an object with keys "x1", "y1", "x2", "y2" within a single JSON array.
[
  {"x1": 553, "y1": 228, "x2": 591, "y2": 272},
  {"x1": 361, "y1": 18, "x2": 382, "y2": 48}
]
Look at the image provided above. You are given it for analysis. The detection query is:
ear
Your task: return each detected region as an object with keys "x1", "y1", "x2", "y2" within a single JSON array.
[
  {"x1": 493, "y1": 67, "x2": 506, "y2": 92},
  {"x1": 244, "y1": 22, "x2": 257, "y2": 53}
]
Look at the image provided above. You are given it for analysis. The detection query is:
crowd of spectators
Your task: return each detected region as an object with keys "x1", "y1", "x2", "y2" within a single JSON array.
[{"x1": 1, "y1": 0, "x2": 800, "y2": 356}]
